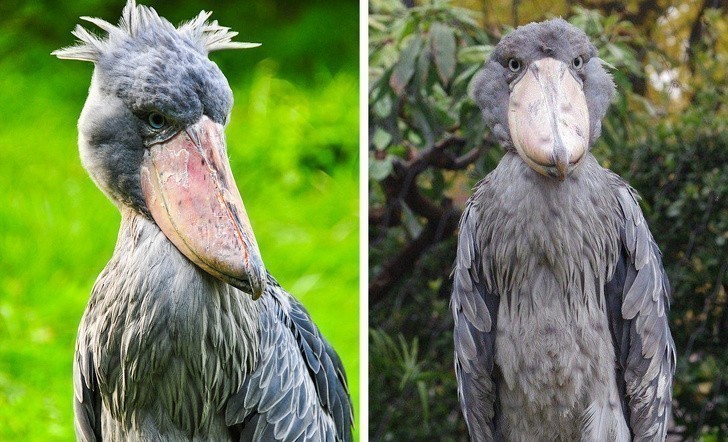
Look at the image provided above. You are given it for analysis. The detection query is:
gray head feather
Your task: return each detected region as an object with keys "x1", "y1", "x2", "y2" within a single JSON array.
[
  {"x1": 52, "y1": 0, "x2": 260, "y2": 216},
  {"x1": 52, "y1": 0, "x2": 259, "y2": 62},
  {"x1": 53, "y1": 0, "x2": 261, "y2": 127},
  {"x1": 472, "y1": 18, "x2": 615, "y2": 148}
]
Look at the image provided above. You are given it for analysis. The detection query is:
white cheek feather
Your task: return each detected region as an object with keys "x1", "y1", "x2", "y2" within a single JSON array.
[{"x1": 77, "y1": 78, "x2": 124, "y2": 209}]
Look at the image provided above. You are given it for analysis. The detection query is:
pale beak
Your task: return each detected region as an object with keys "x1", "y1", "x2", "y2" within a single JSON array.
[
  {"x1": 140, "y1": 116, "x2": 266, "y2": 299},
  {"x1": 508, "y1": 57, "x2": 590, "y2": 180}
]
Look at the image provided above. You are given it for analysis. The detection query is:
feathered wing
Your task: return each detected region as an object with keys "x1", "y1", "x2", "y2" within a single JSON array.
[
  {"x1": 226, "y1": 278, "x2": 353, "y2": 441},
  {"x1": 73, "y1": 331, "x2": 102, "y2": 442},
  {"x1": 605, "y1": 184, "x2": 676, "y2": 441},
  {"x1": 451, "y1": 191, "x2": 500, "y2": 441}
]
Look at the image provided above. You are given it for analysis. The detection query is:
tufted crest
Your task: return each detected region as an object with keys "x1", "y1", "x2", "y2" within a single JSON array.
[{"x1": 52, "y1": 0, "x2": 259, "y2": 63}]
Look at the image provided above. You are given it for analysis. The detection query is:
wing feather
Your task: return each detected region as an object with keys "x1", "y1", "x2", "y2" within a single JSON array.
[
  {"x1": 226, "y1": 279, "x2": 353, "y2": 441},
  {"x1": 73, "y1": 346, "x2": 102, "y2": 442},
  {"x1": 605, "y1": 185, "x2": 675, "y2": 441},
  {"x1": 452, "y1": 192, "x2": 500, "y2": 441}
]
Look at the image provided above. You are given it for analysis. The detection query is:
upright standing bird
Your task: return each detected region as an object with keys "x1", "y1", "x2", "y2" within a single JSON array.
[
  {"x1": 53, "y1": 1, "x2": 352, "y2": 440},
  {"x1": 452, "y1": 19, "x2": 675, "y2": 441}
]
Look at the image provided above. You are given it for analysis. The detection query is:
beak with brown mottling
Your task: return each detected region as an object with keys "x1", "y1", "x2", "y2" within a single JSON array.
[
  {"x1": 140, "y1": 116, "x2": 267, "y2": 299},
  {"x1": 508, "y1": 57, "x2": 590, "y2": 181}
]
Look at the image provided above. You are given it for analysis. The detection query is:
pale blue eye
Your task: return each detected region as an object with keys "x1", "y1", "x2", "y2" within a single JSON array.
[
  {"x1": 573, "y1": 56, "x2": 583, "y2": 69},
  {"x1": 147, "y1": 112, "x2": 166, "y2": 129}
]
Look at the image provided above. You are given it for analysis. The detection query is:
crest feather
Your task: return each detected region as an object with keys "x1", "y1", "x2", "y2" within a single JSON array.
[
  {"x1": 52, "y1": 0, "x2": 259, "y2": 62},
  {"x1": 80, "y1": 16, "x2": 119, "y2": 36},
  {"x1": 179, "y1": 14, "x2": 261, "y2": 54}
]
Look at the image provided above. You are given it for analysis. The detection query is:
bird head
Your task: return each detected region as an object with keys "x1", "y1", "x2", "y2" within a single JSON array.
[
  {"x1": 472, "y1": 19, "x2": 615, "y2": 181},
  {"x1": 53, "y1": 0, "x2": 267, "y2": 299}
]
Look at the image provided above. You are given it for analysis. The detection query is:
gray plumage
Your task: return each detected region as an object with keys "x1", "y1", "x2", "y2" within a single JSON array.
[
  {"x1": 55, "y1": 2, "x2": 352, "y2": 441},
  {"x1": 75, "y1": 216, "x2": 350, "y2": 441},
  {"x1": 452, "y1": 19, "x2": 674, "y2": 441}
]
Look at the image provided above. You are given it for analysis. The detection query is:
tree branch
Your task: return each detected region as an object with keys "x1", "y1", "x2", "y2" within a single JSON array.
[
  {"x1": 686, "y1": 0, "x2": 708, "y2": 73},
  {"x1": 370, "y1": 135, "x2": 497, "y2": 302},
  {"x1": 370, "y1": 206, "x2": 460, "y2": 306}
]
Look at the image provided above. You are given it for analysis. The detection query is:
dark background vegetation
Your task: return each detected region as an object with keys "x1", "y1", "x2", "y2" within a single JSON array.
[
  {"x1": 0, "y1": 0, "x2": 359, "y2": 439},
  {"x1": 369, "y1": 0, "x2": 726, "y2": 440}
]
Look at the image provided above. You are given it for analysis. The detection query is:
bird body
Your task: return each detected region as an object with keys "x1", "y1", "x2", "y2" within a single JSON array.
[
  {"x1": 75, "y1": 213, "x2": 346, "y2": 441},
  {"x1": 452, "y1": 19, "x2": 674, "y2": 441},
  {"x1": 55, "y1": 2, "x2": 352, "y2": 440},
  {"x1": 457, "y1": 154, "x2": 630, "y2": 440},
  {"x1": 76, "y1": 213, "x2": 260, "y2": 440}
]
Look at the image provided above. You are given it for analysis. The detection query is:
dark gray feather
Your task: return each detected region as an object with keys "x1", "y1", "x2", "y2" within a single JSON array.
[
  {"x1": 605, "y1": 184, "x2": 676, "y2": 441},
  {"x1": 73, "y1": 351, "x2": 102, "y2": 442},
  {"x1": 225, "y1": 278, "x2": 353, "y2": 442},
  {"x1": 451, "y1": 192, "x2": 500, "y2": 440}
]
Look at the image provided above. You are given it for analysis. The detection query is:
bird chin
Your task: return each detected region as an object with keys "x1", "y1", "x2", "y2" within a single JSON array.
[
  {"x1": 508, "y1": 57, "x2": 590, "y2": 181},
  {"x1": 140, "y1": 115, "x2": 267, "y2": 300},
  {"x1": 521, "y1": 152, "x2": 585, "y2": 181}
]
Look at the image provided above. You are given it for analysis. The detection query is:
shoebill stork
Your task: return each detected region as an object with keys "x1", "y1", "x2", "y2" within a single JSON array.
[
  {"x1": 452, "y1": 19, "x2": 675, "y2": 441},
  {"x1": 53, "y1": 1, "x2": 352, "y2": 440}
]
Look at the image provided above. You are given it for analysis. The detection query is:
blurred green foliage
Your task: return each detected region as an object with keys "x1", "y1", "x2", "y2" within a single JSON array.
[
  {"x1": 369, "y1": 1, "x2": 726, "y2": 440},
  {"x1": 0, "y1": 1, "x2": 359, "y2": 440}
]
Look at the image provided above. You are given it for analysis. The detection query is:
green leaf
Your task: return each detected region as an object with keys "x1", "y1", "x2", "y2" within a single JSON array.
[
  {"x1": 394, "y1": 15, "x2": 417, "y2": 42},
  {"x1": 460, "y1": 99, "x2": 486, "y2": 148},
  {"x1": 430, "y1": 23, "x2": 456, "y2": 86},
  {"x1": 372, "y1": 128, "x2": 393, "y2": 151},
  {"x1": 371, "y1": 92, "x2": 393, "y2": 119},
  {"x1": 431, "y1": 169, "x2": 445, "y2": 194},
  {"x1": 415, "y1": 41, "x2": 431, "y2": 89},
  {"x1": 390, "y1": 36, "x2": 422, "y2": 96},
  {"x1": 416, "y1": 380, "x2": 431, "y2": 429},
  {"x1": 368, "y1": 15, "x2": 389, "y2": 33},
  {"x1": 369, "y1": 155, "x2": 394, "y2": 181},
  {"x1": 402, "y1": 203, "x2": 423, "y2": 238},
  {"x1": 452, "y1": 63, "x2": 480, "y2": 99},
  {"x1": 411, "y1": 106, "x2": 436, "y2": 148},
  {"x1": 457, "y1": 45, "x2": 492, "y2": 65}
]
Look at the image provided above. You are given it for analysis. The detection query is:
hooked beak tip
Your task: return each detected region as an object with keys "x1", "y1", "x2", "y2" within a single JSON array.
[
  {"x1": 251, "y1": 288, "x2": 264, "y2": 300},
  {"x1": 226, "y1": 262, "x2": 266, "y2": 300},
  {"x1": 244, "y1": 250, "x2": 268, "y2": 300},
  {"x1": 249, "y1": 266, "x2": 267, "y2": 300},
  {"x1": 555, "y1": 160, "x2": 569, "y2": 181}
]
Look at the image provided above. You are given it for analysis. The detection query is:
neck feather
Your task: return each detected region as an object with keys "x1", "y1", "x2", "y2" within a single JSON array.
[
  {"x1": 474, "y1": 153, "x2": 623, "y2": 316},
  {"x1": 80, "y1": 211, "x2": 260, "y2": 433}
]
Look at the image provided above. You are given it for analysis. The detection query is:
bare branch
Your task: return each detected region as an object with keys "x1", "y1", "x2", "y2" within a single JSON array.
[
  {"x1": 369, "y1": 134, "x2": 499, "y2": 299},
  {"x1": 370, "y1": 207, "x2": 460, "y2": 306}
]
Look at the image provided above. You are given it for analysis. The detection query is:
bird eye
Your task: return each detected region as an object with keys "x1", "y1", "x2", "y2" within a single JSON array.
[
  {"x1": 147, "y1": 112, "x2": 166, "y2": 129},
  {"x1": 572, "y1": 56, "x2": 583, "y2": 69},
  {"x1": 508, "y1": 58, "x2": 521, "y2": 72}
]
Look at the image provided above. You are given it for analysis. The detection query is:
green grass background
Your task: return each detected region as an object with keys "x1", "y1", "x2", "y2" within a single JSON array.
[{"x1": 0, "y1": 1, "x2": 359, "y2": 439}]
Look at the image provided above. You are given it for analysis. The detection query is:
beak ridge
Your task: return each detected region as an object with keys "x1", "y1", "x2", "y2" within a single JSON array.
[{"x1": 508, "y1": 57, "x2": 590, "y2": 180}]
